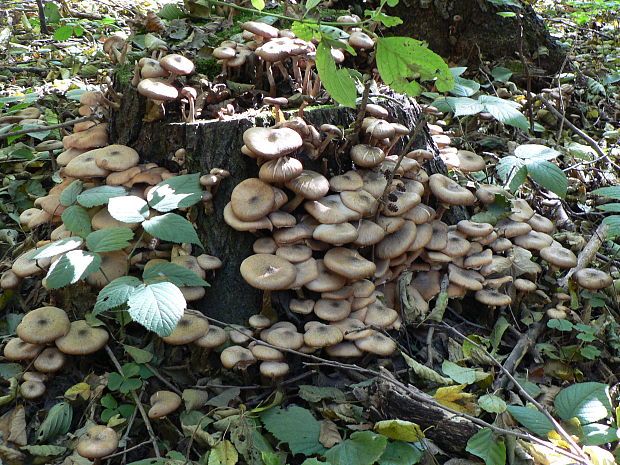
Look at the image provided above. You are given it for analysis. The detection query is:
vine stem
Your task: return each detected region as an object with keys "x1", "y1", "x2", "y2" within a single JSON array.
[
  {"x1": 0, "y1": 115, "x2": 99, "y2": 140},
  {"x1": 202, "y1": 316, "x2": 589, "y2": 464}
]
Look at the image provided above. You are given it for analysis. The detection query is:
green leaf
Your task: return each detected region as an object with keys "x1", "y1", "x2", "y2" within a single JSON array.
[
  {"x1": 376, "y1": 37, "x2": 453, "y2": 95},
  {"x1": 59, "y1": 180, "x2": 83, "y2": 206},
  {"x1": 20, "y1": 445, "x2": 67, "y2": 457},
  {"x1": 30, "y1": 237, "x2": 83, "y2": 259},
  {"x1": 378, "y1": 441, "x2": 422, "y2": 465},
  {"x1": 449, "y1": 68, "x2": 480, "y2": 97},
  {"x1": 147, "y1": 173, "x2": 203, "y2": 212},
  {"x1": 45, "y1": 250, "x2": 102, "y2": 289},
  {"x1": 53, "y1": 25, "x2": 74, "y2": 41},
  {"x1": 515, "y1": 144, "x2": 561, "y2": 161},
  {"x1": 315, "y1": 43, "x2": 357, "y2": 108},
  {"x1": 465, "y1": 428, "x2": 506, "y2": 465},
  {"x1": 580, "y1": 424, "x2": 619, "y2": 446},
  {"x1": 305, "y1": 0, "x2": 322, "y2": 11},
  {"x1": 93, "y1": 276, "x2": 141, "y2": 315},
  {"x1": 158, "y1": 3, "x2": 185, "y2": 19},
  {"x1": 433, "y1": 96, "x2": 485, "y2": 116},
  {"x1": 124, "y1": 344, "x2": 153, "y2": 364},
  {"x1": 491, "y1": 67, "x2": 513, "y2": 82},
  {"x1": 108, "y1": 196, "x2": 149, "y2": 222},
  {"x1": 101, "y1": 393, "x2": 118, "y2": 409},
  {"x1": 260, "y1": 406, "x2": 326, "y2": 456},
  {"x1": 506, "y1": 405, "x2": 554, "y2": 437},
  {"x1": 478, "y1": 95, "x2": 529, "y2": 130},
  {"x1": 580, "y1": 345, "x2": 601, "y2": 360},
  {"x1": 291, "y1": 22, "x2": 318, "y2": 41},
  {"x1": 298, "y1": 385, "x2": 346, "y2": 403},
  {"x1": 495, "y1": 155, "x2": 525, "y2": 186},
  {"x1": 61, "y1": 205, "x2": 92, "y2": 237},
  {"x1": 325, "y1": 431, "x2": 388, "y2": 465},
  {"x1": 77, "y1": 185, "x2": 127, "y2": 208},
  {"x1": 547, "y1": 318, "x2": 574, "y2": 331},
  {"x1": 142, "y1": 213, "x2": 202, "y2": 246},
  {"x1": 555, "y1": 382, "x2": 612, "y2": 424},
  {"x1": 301, "y1": 459, "x2": 331, "y2": 465},
  {"x1": 44, "y1": 1, "x2": 61, "y2": 23},
  {"x1": 375, "y1": 419, "x2": 424, "y2": 442},
  {"x1": 593, "y1": 186, "x2": 620, "y2": 200},
  {"x1": 441, "y1": 360, "x2": 477, "y2": 384},
  {"x1": 250, "y1": 0, "x2": 265, "y2": 10},
  {"x1": 371, "y1": 12, "x2": 403, "y2": 27},
  {"x1": 526, "y1": 161, "x2": 567, "y2": 198},
  {"x1": 37, "y1": 402, "x2": 73, "y2": 442},
  {"x1": 602, "y1": 215, "x2": 620, "y2": 238},
  {"x1": 596, "y1": 203, "x2": 620, "y2": 212},
  {"x1": 208, "y1": 440, "x2": 239, "y2": 465},
  {"x1": 86, "y1": 228, "x2": 134, "y2": 253},
  {"x1": 478, "y1": 394, "x2": 507, "y2": 414},
  {"x1": 127, "y1": 282, "x2": 186, "y2": 337},
  {"x1": 142, "y1": 262, "x2": 209, "y2": 287},
  {"x1": 497, "y1": 11, "x2": 517, "y2": 17}
]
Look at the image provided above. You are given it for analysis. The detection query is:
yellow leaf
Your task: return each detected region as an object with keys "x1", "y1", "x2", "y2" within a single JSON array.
[
  {"x1": 374, "y1": 419, "x2": 424, "y2": 442},
  {"x1": 434, "y1": 384, "x2": 480, "y2": 415},
  {"x1": 584, "y1": 446, "x2": 616, "y2": 465},
  {"x1": 64, "y1": 382, "x2": 91, "y2": 401},
  {"x1": 209, "y1": 440, "x2": 238, "y2": 465},
  {"x1": 523, "y1": 442, "x2": 575, "y2": 465}
]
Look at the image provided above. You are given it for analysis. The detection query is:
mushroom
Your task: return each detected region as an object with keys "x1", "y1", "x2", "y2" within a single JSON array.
[
  {"x1": 162, "y1": 313, "x2": 209, "y2": 345},
  {"x1": 55, "y1": 320, "x2": 109, "y2": 355},
  {"x1": 3, "y1": 337, "x2": 43, "y2": 361},
  {"x1": 16, "y1": 306, "x2": 70, "y2": 344},
  {"x1": 573, "y1": 268, "x2": 612, "y2": 290},
  {"x1": 240, "y1": 254, "x2": 297, "y2": 290},
  {"x1": 159, "y1": 54, "x2": 195, "y2": 82},
  {"x1": 77, "y1": 426, "x2": 119, "y2": 460},
  {"x1": 148, "y1": 391, "x2": 182, "y2": 419},
  {"x1": 220, "y1": 345, "x2": 257, "y2": 370}
]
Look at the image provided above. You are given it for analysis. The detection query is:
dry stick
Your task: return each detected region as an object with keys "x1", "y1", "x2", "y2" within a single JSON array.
[
  {"x1": 204, "y1": 316, "x2": 588, "y2": 464},
  {"x1": 539, "y1": 95, "x2": 606, "y2": 159},
  {"x1": 558, "y1": 222, "x2": 609, "y2": 289},
  {"x1": 441, "y1": 323, "x2": 590, "y2": 462},
  {"x1": 144, "y1": 363, "x2": 183, "y2": 396},
  {"x1": 104, "y1": 345, "x2": 161, "y2": 458},
  {"x1": 0, "y1": 115, "x2": 99, "y2": 140},
  {"x1": 344, "y1": 79, "x2": 372, "y2": 149}
]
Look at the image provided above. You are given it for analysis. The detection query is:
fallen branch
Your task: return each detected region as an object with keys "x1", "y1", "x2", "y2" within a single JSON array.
[
  {"x1": 0, "y1": 115, "x2": 99, "y2": 140},
  {"x1": 493, "y1": 322, "x2": 545, "y2": 390},
  {"x1": 558, "y1": 222, "x2": 608, "y2": 289}
]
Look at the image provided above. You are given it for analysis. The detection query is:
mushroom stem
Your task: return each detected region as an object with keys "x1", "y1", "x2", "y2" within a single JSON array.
[
  {"x1": 302, "y1": 62, "x2": 313, "y2": 95},
  {"x1": 131, "y1": 63, "x2": 141, "y2": 86},
  {"x1": 310, "y1": 75, "x2": 321, "y2": 98},
  {"x1": 434, "y1": 203, "x2": 449, "y2": 221},
  {"x1": 281, "y1": 193, "x2": 304, "y2": 213},
  {"x1": 318, "y1": 134, "x2": 336, "y2": 154},
  {"x1": 265, "y1": 63, "x2": 277, "y2": 98},
  {"x1": 385, "y1": 135, "x2": 404, "y2": 156},
  {"x1": 291, "y1": 57, "x2": 303, "y2": 88},
  {"x1": 275, "y1": 61, "x2": 291, "y2": 81}
]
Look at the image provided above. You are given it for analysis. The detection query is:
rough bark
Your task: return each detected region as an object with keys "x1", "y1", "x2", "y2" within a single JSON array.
[{"x1": 109, "y1": 81, "x2": 447, "y2": 324}]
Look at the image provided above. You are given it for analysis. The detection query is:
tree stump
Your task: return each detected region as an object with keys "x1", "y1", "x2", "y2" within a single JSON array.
[{"x1": 109, "y1": 82, "x2": 447, "y2": 324}]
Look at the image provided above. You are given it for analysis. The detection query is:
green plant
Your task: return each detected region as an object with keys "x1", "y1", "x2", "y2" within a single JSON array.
[
  {"x1": 538, "y1": 316, "x2": 604, "y2": 361},
  {"x1": 100, "y1": 392, "x2": 136, "y2": 423},
  {"x1": 593, "y1": 186, "x2": 620, "y2": 238}
]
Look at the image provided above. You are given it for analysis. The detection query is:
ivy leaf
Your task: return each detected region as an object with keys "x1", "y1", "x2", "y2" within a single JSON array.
[
  {"x1": 260, "y1": 406, "x2": 326, "y2": 456},
  {"x1": 147, "y1": 173, "x2": 203, "y2": 212},
  {"x1": 142, "y1": 213, "x2": 202, "y2": 246},
  {"x1": 30, "y1": 237, "x2": 83, "y2": 259},
  {"x1": 127, "y1": 282, "x2": 186, "y2": 337},
  {"x1": 315, "y1": 43, "x2": 357, "y2": 108},
  {"x1": 325, "y1": 431, "x2": 388, "y2": 465},
  {"x1": 108, "y1": 196, "x2": 149, "y2": 222},
  {"x1": 61, "y1": 205, "x2": 92, "y2": 237},
  {"x1": 77, "y1": 185, "x2": 127, "y2": 208},
  {"x1": 526, "y1": 161, "x2": 567, "y2": 198},
  {"x1": 465, "y1": 428, "x2": 506, "y2": 465},
  {"x1": 142, "y1": 262, "x2": 210, "y2": 287},
  {"x1": 86, "y1": 228, "x2": 134, "y2": 253},
  {"x1": 93, "y1": 276, "x2": 141, "y2": 315},
  {"x1": 376, "y1": 37, "x2": 453, "y2": 95},
  {"x1": 44, "y1": 250, "x2": 101, "y2": 289},
  {"x1": 59, "y1": 180, "x2": 83, "y2": 206}
]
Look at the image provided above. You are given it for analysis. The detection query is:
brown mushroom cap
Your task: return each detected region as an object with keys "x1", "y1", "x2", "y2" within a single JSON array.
[
  {"x1": 513, "y1": 278, "x2": 537, "y2": 292},
  {"x1": 195, "y1": 325, "x2": 228, "y2": 348},
  {"x1": 253, "y1": 237, "x2": 278, "y2": 254},
  {"x1": 376, "y1": 221, "x2": 417, "y2": 259},
  {"x1": 326, "y1": 342, "x2": 364, "y2": 358},
  {"x1": 55, "y1": 320, "x2": 109, "y2": 355},
  {"x1": 354, "y1": 220, "x2": 386, "y2": 247},
  {"x1": 305, "y1": 259, "x2": 347, "y2": 293},
  {"x1": 137, "y1": 78, "x2": 179, "y2": 100},
  {"x1": 243, "y1": 127, "x2": 303, "y2": 159},
  {"x1": 197, "y1": 254, "x2": 223, "y2": 270},
  {"x1": 162, "y1": 314, "x2": 209, "y2": 345},
  {"x1": 429, "y1": 174, "x2": 476, "y2": 206},
  {"x1": 290, "y1": 299, "x2": 315, "y2": 314},
  {"x1": 240, "y1": 254, "x2": 297, "y2": 290},
  {"x1": 314, "y1": 299, "x2": 351, "y2": 321},
  {"x1": 330, "y1": 171, "x2": 363, "y2": 192},
  {"x1": 242, "y1": 21, "x2": 279, "y2": 38},
  {"x1": 474, "y1": 290, "x2": 512, "y2": 306},
  {"x1": 224, "y1": 202, "x2": 273, "y2": 231},
  {"x1": 231, "y1": 178, "x2": 275, "y2": 221},
  {"x1": 513, "y1": 231, "x2": 553, "y2": 250},
  {"x1": 17, "y1": 306, "x2": 70, "y2": 344},
  {"x1": 457, "y1": 220, "x2": 493, "y2": 238},
  {"x1": 539, "y1": 246, "x2": 577, "y2": 268},
  {"x1": 92, "y1": 145, "x2": 140, "y2": 172},
  {"x1": 341, "y1": 189, "x2": 379, "y2": 217},
  {"x1": 305, "y1": 195, "x2": 360, "y2": 224},
  {"x1": 442, "y1": 150, "x2": 485, "y2": 172},
  {"x1": 34, "y1": 347, "x2": 66, "y2": 372},
  {"x1": 260, "y1": 361, "x2": 290, "y2": 379},
  {"x1": 355, "y1": 332, "x2": 396, "y2": 355},
  {"x1": 250, "y1": 342, "x2": 284, "y2": 361},
  {"x1": 323, "y1": 247, "x2": 376, "y2": 280},
  {"x1": 64, "y1": 151, "x2": 111, "y2": 178},
  {"x1": 259, "y1": 156, "x2": 303, "y2": 183},
  {"x1": 573, "y1": 268, "x2": 612, "y2": 290},
  {"x1": 313, "y1": 223, "x2": 358, "y2": 246},
  {"x1": 159, "y1": 54, "x2": 195, "y2": 76},
  {"x1": 77, "y1": 426, "x2": 119, "y2": 459},
  {"x1": 148, "y1": 391, "x2": 182, "y2": 419},
  {"x1": 528, "y1": 213, "x2": 555, "y2": 234},
  {"x1": 20, "y1": 380, "x2": 46, "y2": 399},
  {"x1": 285, "y1": 170, "x2": 330, "y2": 200},
  {"x1": 350, "y1": 144, "x2": 385, "y2": 167},
  {"x1": 262, "y1": 328, "x2": 304, "y2": 350},
  {"x1": 276, "y1": 244, "x2": 312, "y2": 263},
  {"x1": 86, "y1": 250, "x2": 129, "y2": 288},
  {"x1": 3, "y1": 337, "x2": 43, "y2": 361},
  {"x1": 304, "y1": 323, "x2": 343, "y2": 348}
]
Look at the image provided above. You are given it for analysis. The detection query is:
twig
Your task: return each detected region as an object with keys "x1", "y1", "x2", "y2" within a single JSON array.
[
  {"x1": 493, "y1": 322, "x2": 545, "y2": 390},
  {"x1": 35, "y1": 0, "x2": 48, "y2": 34},
  {"x1": 105, "y1": 439, "x2": 153, "y2": 459},
  {"x1": 105, "y1": 345, "x2": 161, "y2": 458},
  {"x1": 558, "y1": 222, "x2": 608, "y2": 289},
  {"x1": 539, "y1": 95, "x2": 606, "y2": 159},
  {"x1": 2, "y1": 66, "x2": 49, "y2": 74},
  {"x1": 545, "y1": 17, "x2": 614, "y2": 40},
  {"x1": 144, "y1": 363, "x2": 183, "y2": 396},
  {"x1": 345, "y1": 79, "x2": 372, "y2": 148},
  {"x1": 0, "y1": 115, "x2": 99, "y2": 140}
]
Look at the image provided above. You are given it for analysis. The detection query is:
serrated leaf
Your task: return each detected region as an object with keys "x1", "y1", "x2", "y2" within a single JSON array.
[
  {"x1": 108, "y1": 196, "x2": 149, "y2": 222},
  {"x1": 260, "y1": 406, "x2": 326, "y2": 456},
  {"x1": 45, "y1": 250, "x2": 101, "y2": 289},
  {"x1": 515, "y1": 144, "x2": 561, "y2": 161},
  {"x1": 86, "y1": 228, "x2": 134, "y2": 253},
  {"x1": 142, "y1": 262, "x2": 209, "y2": 286},
  {"x1": 434, "y1": 384, "x2": 480, "y2": 415},
  {"x1": 465, "y1": 428, "x2": 506, "y2": 465},
  {"x1": 433, "y1": 96, "x2": 485, "y2": 116},
  {"x1": 77, "y1": 185, "x2": 127, "y2": 208},
  {"x1": 20, "y1": 445, "x2": 67, "y2": 457},
  {"x1": 291, "y1": 22, "x2": 318, "y2": 41},
  {"x1": 596, "y1": 203, "x2": 620, "y2": 212},
  {"x1": 59, "y1": 180, "x2": 83, "y2": 206},
  {"x1": 581, "y1": 424, "x2": 619, "y2": 446},
  {"x1": 478, "y1": 95, "x2": 529, "y2": 130},
  {"x1": 147, "y1": 173, "x2": 203, "y2": 212},
  {"x1": 53, "y1": 25, "x2": 73, "y2": 41},
  {"x1": 37, "y1": 402, "x2": 73, "y2": 442},
  {"x1": 376, "y1": 37, "x2": 453, "y2": 95},
  {"x1": 374, "y1": 419, "x2": 424, "y2": 442},
  {"x1": 325, "y1": 431, "x2": 387, "y2": 465},
  {"x1": 593, "y1": 186, "x2": 620, "y2": 200},
  {"x1": 316, "y1": 43, "x2": 357, "y2": 108},
  {"x1": 123, "y1": 344, "x2": 153, "y2": 364},
  {"x1": 370, "y1": 12, "x2": 403, "y2": 27},
  {"x1": 441, "y1": 360, "x2": 478, "y2": 384},
  {"x1": 142, "y1": 213, "x2": 201, "y2": 246},
  {"x1": 401, "y1": 351, "x2": 453, "y2": 385},
  {"x1": 208, "y1": 440, "x2": 238, "y2": 465},
  {"x1": 127, "y1": 282, "x2": 186, "y2": 337},
  {"x1": 602, "y1": 215, "x2": 620, "y2": 238},
  {"x1": 555, "y1": 382, "x2": 611, "y2": 424},
  {"x1": 305, "y1": 0, "x2": 322, "y2": 11},
  {"x1": 30, "y1": 237, "x2": 83, "y2": 259},
  {"x1": 526, "y1": 161, "x2": 567, "y2": 198},
  {"x1": 61, "y1": 205, "x2": 92, "y2": 237},
  {"x1": 298, "y1": 385, "x2": 345, "y2": 403},
  {"x1": 449, "y1": 68, "x2": 480, "y2": 97},
  {"x1": 478, "y1": 394, "x2": 507, "y2": 413},
  {"x1": 378, "y1": 441, "x2": 422, "y2": 465},
  {"x1": 506, "y1": 405, "x2": 554, "y2": 437},
  {"x1": 93, "y1": 276, "x2": 141, "y2": 315}
]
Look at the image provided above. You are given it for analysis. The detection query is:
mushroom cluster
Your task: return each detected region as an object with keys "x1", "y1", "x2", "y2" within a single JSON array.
[
  {"x1": 212, "y1": 17, "x2": 374, "y2": 98},
  {"x1": 222, "y1": 101, "x2": 612, "y2": 362},
  {"x1": 3, "y1": 306, "x2": 109, "y2": 399}
]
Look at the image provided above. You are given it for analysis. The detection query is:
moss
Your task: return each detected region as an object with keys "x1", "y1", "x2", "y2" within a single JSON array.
[
  {"x1": 195, "y1": 57, "x2": 220, "y2": 80},
  {"x1": 115, "y1": 63, "x2": 134, "y2": 85}
]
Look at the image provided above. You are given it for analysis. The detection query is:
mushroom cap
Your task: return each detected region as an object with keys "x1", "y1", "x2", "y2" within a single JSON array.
[
  {"x1": 1, "y1": 270, "x2": 20, "y2": 289},
  {"x1": 330, "y1": 171, "x2": 363, "y2": 192},
  {"x1": 313, "y1": 223, "x2": 358, "y2": 246},
  {"x1": 64, "y1": 151, "x2": 111, "y2": 178},
  {"x1": 137, "y1": 78, "x2": 179, "y2": 100},
  {"x1": 326, "y1": 342, "x2": 364, "y2": 358},
  {"x1": 230, "y1": 326, "x2": 253, "y2": 344},
  {"x1": 140, "y1": 58, "x2": 169, "y2": 78},
  {"x1": 17, "y1": 306, "x2": 70, "y2": 344},
  {"x1": 159, "y1": 54, "x2": 195, "y2": 75},
  {"x1": 240, "y1": 254, "x2": 297, "y2": 290},
  {"x1": 253, "y1": 237, "x2": 278, "y2": 254},
  {"x1": 509, "y1": 199, "x2": 535, "y2": 222},
  {"x1": 341, "y1": 189, "x2": 378, "y2": 216},
  {"x1": 243, "y1": 127, "x2": 303, "y2": 159},
  {"x1": 322, "y1": 284, "x2": 354, "y2": 300},
  {"x1": 355, "y1": 332, "x2": 396, "y2": 356},
  {"x1": 354, "y1": 220, "x2": 385, "y2": 247},
  {"x1": 463, "y1": 248, "x2": 493, "y2": 268},
  {"x1": 323, "y1": 247, "x2": 376, "y2": 280},
  {"x1": 260, "y1": 361, "x2": 290, "y2": 378},
  {"x1": 261, "y1": 328, "x2": 304, "y2": 350},
  {"x1": 539, "y1": 246, "x2": 577, "y2": 268},
  {"x1": 332, "y1": 318, "x2": 373, "y2": 341},
  {"x1": 348, "y1": 31, "x2": 374, "y2": 49},
  {"x1": 249, "y1": 342, "x2": 283, "y2": 361},
  {"x1": 231, "y1": 178, "x2": 275, "y2": 221},
  {"x1": 213, "y1": 46, "x2": 236, "y2": 59},
  {"x1": 375, "y1": 221, "x2": 417, "y2": 259},
  {"x1": 360, "y1": 169, "x2": 388, "y2": 198},
  {"x1": 448, "y1": 264, "x2": 484, "y2": 291},
  {"x1": 259, "y1": 156, "x2": 303, "y2": 183},
  {"x1": 162, "y1": 314, "x2": 209, "y2": 345},
  {"x1": 290, "y1": 299, "x2": 315, "y2": 314},
  {"x1": 285, "y1": 170, "x2": 330, "y2": 200},
  {"x1": 442, "y1": 150, "x2": 485, "y2": 172},
  {"x1": 314, "y1": 299, "x2": 351, "y2": 321},
  {"x1": 305, "y1": 259, "x2": 346, "y2": 293},
  {"x1": 77, "y1": 426, "x2": 119, "y2": 459},
  {"x1": 224, "y1": 202, "x2": 273, "y2": 231},
  {"x1": 496, "y1": 219, "x2": 532, "y2": 238},
  {"x1": 20, "y1": 380, "x2": 46, "y2": 399},
  {"x1": 528, "y1": 213, "x2": 555, "y2": 234},
  {"x1": 513, "y1": 278, "x2": 537, "y2": 292},
  {"x1": 457, "y1": 220, "x2": 493, "y2": 238},
  {"x1": 573, "y1": 268, "x2": 612, "y2": 290},
  {"x1": 86, "y1": 250, "x2": 130, "y2": 288},
  {"x1": 12, "y1": 248, "x2": 53, "y2": 278},
  {"x1": 408, "y1": 222, "x2": 433, "y2": 251},
  {"x1": 304, "y1": 323, "x2": 343, "y2": 348},
  {"x1": 79, "y1": 91, "x2": 104, "y2": 107},
  {"x1": 350, "y1": 144, "x2": 385, "y2": 167},
  {"x1": 269, "y1": 210, "x2": 296, "y2": 227},
  {"x1": 513, "y1": 231, "x2": 553, "y2": 250},
  {"x1": 305, "y1": 195, "x2": 360, "y2": 224},
  {"x1": 148, "y1": 391, "x2": 182, "y2": 419},
  {"x1": 276, "y1": 244, "x2": 312, "y2": 263},
  {"x1": 3, "y1": 337, "x2": 43, "y2": 360},
  {"x1": 197, "y1": 254, "x2": 222, "y2": 270},
  {"x1": 474, "y1": 290, "x2": 512, "y2": 306},
  {"x1": 429, "y1": 174, "x2": 476, "y2": 206},
  {"x1": 364, "y1": 301, "x2": 399, "y2": 327},
  {"x1": 92, "y1": 145, "x2": 140, "y2": 172},
  {"x1": 353, "y1": 279, "x2": 375, "y2": 298},
  {"x1": 365, "y1": 104, "x2": 389, "y2": 119},
  {"x1": 382, "y1": 190, "x2": 421, "y2": 217},
  {"x1": 34, "y1": 347, "x2": 66, "y2": 372},
  {"x1": 195, "y1": 325, "x2": 228, "y2": 348},
  {"x1": 441, "y1": 233, "x2": 472, "y2": 257},
  {"x1": 242, "y1": 21, "x2": 279, "y2": 38},
  {"x1": 55, "y1": 320, "x2": 109, "y2": 355}
]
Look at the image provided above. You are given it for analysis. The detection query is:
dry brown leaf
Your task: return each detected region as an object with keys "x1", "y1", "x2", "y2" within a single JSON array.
[
  {"x1": 7, "y1": 405, "x2": 27, "y2": 446},
  {"x1": 319, "y1": 419, "x2": 342, "y2": 448},
  {"x1": 0, "y1": 445, "x2": 26, "y2": 465}
]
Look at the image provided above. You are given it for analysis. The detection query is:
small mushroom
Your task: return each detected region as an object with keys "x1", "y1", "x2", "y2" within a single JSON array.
[
  {"x1": 148, "y1": 391, "x2": 182, "y2": 419},
  {"x1": 77, "y1": 426, "x2": 119, "y2": 460}
]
